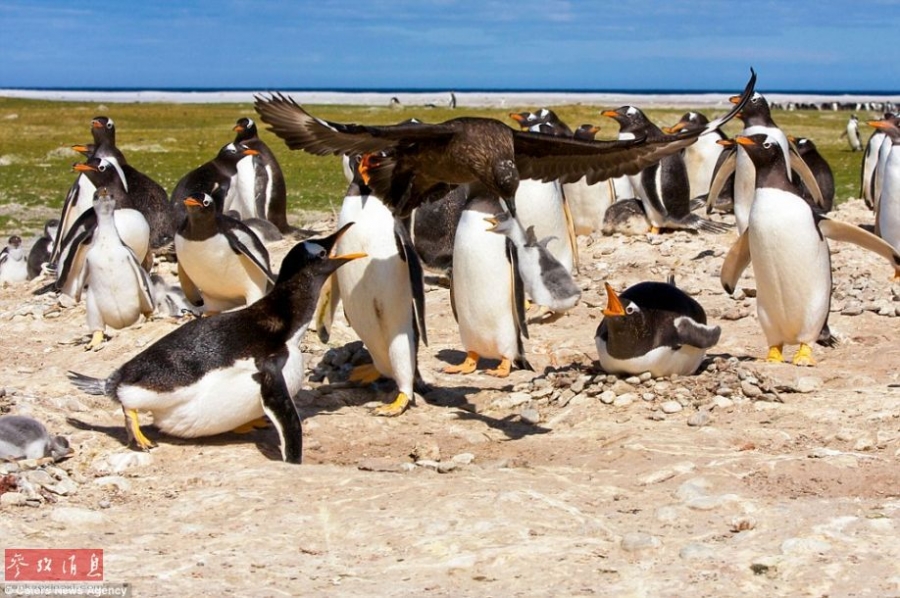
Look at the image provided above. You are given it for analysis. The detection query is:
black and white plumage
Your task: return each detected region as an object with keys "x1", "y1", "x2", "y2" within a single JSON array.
[
  {"x1": 253, "y1": 70, "x2": 755, "y2": 218},
  {"x1": 843, "y1": 114, "x2": 862, "y2": 152},
  {"x1": 791, "y1": 137, "x2": 834, "y2": 212},
  {"x1": 0, "y1": 415, "x2": 71, "y2": 461},
  {"x1": 232, "y1": 117, "x2": 290, "y2": 233},
  {"x1": 0, "y1": 235, "x2": 28, "y2": 284},
  {"x1": 720, "y1": 134, "x2": 900, "y2": 366},
  {"x1": 27, "y1": 219, "x2": 59, "y2": 280},
  {"x1": 170, "y1": 142, "x2": 260, "y2": 228},
  {"x1": 602, "y1": 106, "x2": 728, "y2": 234},
  {"x1": 67, "y1": 225, "x2": 364, "y2": 463},
  {"x1": 595, "y1": 279, "x2": 720, "y2": 378},
  {"x1": 485, "y1": 211, "x2": 581, "y2": 317},
  {"x1": 663, "y1": 111, "x2": 727, "y2": 201},
  {"x1": 861, "y1": 113, "x2": 895, "y2": 210},
  {"x1": 175, "y1": 192, "x2": 275, "y2": 313},
  {"x1": 71, "y1": 188, "x2": 155, "y2": 351},
  {"x1": 868, "y1": 118, "x2": 900, "y2": 253}
]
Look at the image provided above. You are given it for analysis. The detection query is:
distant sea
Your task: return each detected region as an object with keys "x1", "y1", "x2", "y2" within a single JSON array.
[{"x1": 2, "y1": 87, "x2": 900, "y2": 109}]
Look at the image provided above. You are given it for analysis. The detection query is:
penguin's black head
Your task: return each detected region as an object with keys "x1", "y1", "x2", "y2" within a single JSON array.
[
  {"x1": 730, "y1": 92, "x2": 770, "y2": 124},
  {"x1": 90, "y1": 116, "x2": 116, "y2": 145},
  {"x1": 218, "y1": 142, "x2": 259, "y2": 163},
  {"x1": 91, "y1": 116, "x2": 115, "y2": 131},
  {"x1": 574, "y1": 124, "x2": 600, "y2": 140},
  {"x1": 7, "y1": 235, "x2": 22, "y2": 248},
  {"x1": 663, "y1": 111, "x2": 709, "y2": 135},
  {"x1": 276, "y1": 223, "x2": 366, "y2": 285},
  {"x1": 233, "y1": 117, "x2": 258, "y2": 142},
  {"x1": 602, "y1": 282, "x2": 653, "y2": 339},
  {"x1": 602, "y1": 106, "x2": 649, "y2": 133},
  {"x1": 734, "y1": 133, "x2": 781, "y2": 168},
  {"x1": 183, "y1": 192, "x2": 216, "y2": 213}
]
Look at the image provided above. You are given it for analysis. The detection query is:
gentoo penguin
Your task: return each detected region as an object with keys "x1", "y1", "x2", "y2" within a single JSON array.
[
  {"x1": 868, "y1": 117, "x2": 900, "y2": 252},
  {"x1": 485, "y1": 211, "x2": 581, "y2": 320},
  {"x1": 791, "y1": 137, "x2": 835, "y2": 212},
  {"x1": 0, "y1": 235, "x2": 28, "y2": 284},
  {"x1": 869, "y1": 114, "x2": 900, "y2": 216},
  {"x1": 860, "y1": 113, "x2": 894, "y2": 209},
  {"x1": 27, "y1": 219, "x2": 59, "y2": 280},
  {"x1": 602, "y1": 106, "x2": 728, "y2": 234},
  {"x1": 149, "y1": 274, "x2": 200, "y2": 319},
  {"x1": 720, "y1": 134, "x2": 900, "y2": 366},
  {"x1": 0, "y1": 415, "x2": 71, "y2": 461},
  {"x1": 175, "y1": 192, "x2": 275, "y2": 313},
  {"x1": 253, "y1": 70, "x2": 755, "y2": 218},
  {"x1": 68, "y1": 225, "x2": 364, "y2": 463},
  {"x1": 602, "y1": 198, "x2": 652, "y2": 236},
  {"x1": 328, "y1": 155, "x2": 428, "y2": 416},
  {"x1": 231, "y1": 117, "x2": 290, "y2": 232},
  {"x1": 663, "y1": 111, "x2": 726, "y2": 201},
  {"x1": 507, "y1": 110, "x2": 578, "y2": 272},
  {"x1": 170, "y1": 142, "x2": 260, "y2": 228},
  {"x1": 444, "y1": 192, "x2": 532, "y2": 377},
  {"x1": 595, "y1": 278, "x2": 721, "y2": 377},
  {"x1": 69, "y1": 188, "x2": 155, "y2": 350},
  {"x1": 709, "y1": 92, "x2": 824, "y2": 233},
  {"x1": 842, "y1": 114, "x2": 863, "y2": 151}
]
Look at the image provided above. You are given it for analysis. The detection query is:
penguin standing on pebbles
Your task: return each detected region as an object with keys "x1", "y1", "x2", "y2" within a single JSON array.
[
  {"x1": 0, "y1": 236, "x2": 28, "y2": 284},
  {"x1": 27, "y1": 219, "x2": 59, "y2": 280},
  {"x1": 444, "y1": 192, "x2": 532, "y2": 378},
  {"x1": 175, "y1": 192, "x2": 275, "y2": 314},
  {"x1": 0, "y1": 415, "x2": 71, "y2": 461},
  {"x1": 71, "y1": 188, "x2": 155, "y2": 351},
  {"x1": 232, "y1": 117, "x2": 290, "y2": 232},
  {"x1": 595, "y1": 278, "x2": 721, "y2": 378},
  {"x1": 721, "y1": 134, "x2": 900, "y2": 366},
  {"x1": 68, "y1": 225, "x2": 364, "y2": 463}
]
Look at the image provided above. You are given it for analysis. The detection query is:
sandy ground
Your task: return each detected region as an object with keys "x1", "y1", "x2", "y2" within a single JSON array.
[{"x1": 2, "y1": 198, "x2": 900, "y2": 597}]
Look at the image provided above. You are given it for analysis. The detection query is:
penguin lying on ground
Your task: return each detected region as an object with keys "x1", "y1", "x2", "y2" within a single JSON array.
[
  {"x1": 69, "y1": 188, "x2": 155, "y2": 351},
  {"x1": 175, "y1": 192, "x2": 276, "y2": 314},
  {"x1": 721, "y1": 134, "x2": 900, "y2": 366},
  {"x1": 485, "y1": 211, "x2": 581, "y2": 321},
  {"x1": 0, "y1": 236, "x2": 28, "y2": 284},
  {"x1": 68, "y1": 224, "x2": 364, "y2": 463},
  {"x1": 595, "y1": 278, "x2": 721, "y2": 377},
  {"x1": 0, "y1": 415, "x2": 71, "y2": 461}
]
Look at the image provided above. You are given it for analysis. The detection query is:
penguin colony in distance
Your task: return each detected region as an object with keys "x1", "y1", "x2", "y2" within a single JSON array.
[
  {"x1": 0, "y1": 415, "x2": 71, "y2": 461},
  {"x1": 322, "y1": 155, "x2": 428, "y2": 417},
  {"x1": 721, "y1": 134, "x2": 900, "y2": 366},
  {"x1": 68, "y1": 225, "x2": 364, "y2": 463},
  {"x1": 595, "y1": 278, "x2": 721, "y2": 377}
]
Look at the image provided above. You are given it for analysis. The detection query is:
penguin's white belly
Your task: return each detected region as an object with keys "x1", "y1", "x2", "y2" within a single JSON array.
[
  {"x1": 863, "y1": 134, "x2": 885, "y2": 205},
  {"x1": 514, "y1": 179, "x2": 573, "y2": 272},
  {"x1": 749, "y1": 190, "x2": 831, "y2": 346},
  {"x1": 878, "y1": 151, "x2": 900, "y2": 251},
  {"x1": 120, "y1": 327, "x2": 306, "y2": 438},
  {"x1": 84, "y1": 245, "x2": 147, "y2": 330},
  {"x1": 231, "y1": 157, "x2": 258, "y2": 219},
  {"x1": 336, "y1": 195, "x2": 416, "y2": 393},
  {"x1": 596, "y1": 336, "x2": 706, "y2": 378},
  {"x1": 453, "y1": 206, "x2": 520, "y2": 361},
  {"x1": 0, "y1": 254, "x2": 27, "y2": 284},
  {"x1": 874, "y1": 140, "x2": 893, "y2": 212},
  {"x1": 564, "y1": 178, "x2": 613, "y2": 236},
  {"x1": 177, "y1": 235, "x2": 267, "y2": 307},
  {"x1": 685, "y1": 136, "x2": 722, "y2": 198}
]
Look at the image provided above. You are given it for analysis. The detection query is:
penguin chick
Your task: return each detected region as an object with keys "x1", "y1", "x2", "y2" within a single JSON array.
[
  {"x1": 485, "y1": 211, "x2": 581, "y2": 319},
  {"x1": 71, "y1": 188, "x2": 156, "y2": 350},
  {"x1": 0, "y1": 415, "x2": 71, "y2": 461},
  {"x1": 27, "y1": 219, "x2": 59, "y2": 280},
  {"x1": 67, "y1": 224, "x2": 365, "y2": 463},
  {"x1": 596, "y1": 279, "x2": 720, "y2": 378},
  {"x1": 175, "y1": 192, "x2": 276, "y2": 314},
  {"x1": 0, "y1": 235, "x2": 28, "y2": 284}
]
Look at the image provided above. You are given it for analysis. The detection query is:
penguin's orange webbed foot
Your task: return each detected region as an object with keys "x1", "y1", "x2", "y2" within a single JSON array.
[
  {"x1": 792, "y1": 343, "x2": 816, "y2": 367},
  {"x1": 765, "y1": 345, "x2": 784, "y2": 363},
  {"x1": 485, "y1": 358, "x2": 512, "y2": 378},
  {"x1": 232, "y1": 417, "x2": 271, "y2": 434},
  {"x1": 349, "y1": 363, "x2": 381, "y2": 385},
  {"x1": 85, "y1": 330, "x2": 106, "y2": 352},
  {"x1": 444, "y1": 351, "x2": 478, "y2": 375},
  {"x1": 124, "y1": 408, "x2": 156, "y2": 451},
  {"x1": 373, "y1": 392, "x2": 411, "y2": 417}
]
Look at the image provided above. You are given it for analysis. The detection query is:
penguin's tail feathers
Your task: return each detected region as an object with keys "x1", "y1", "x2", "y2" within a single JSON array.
[
  {"x1": 67, "y1": 371, "x2": 112, "y2": 397},
  {"x1": 665, "y1": 214, "x2": 732, "y2": 234}
]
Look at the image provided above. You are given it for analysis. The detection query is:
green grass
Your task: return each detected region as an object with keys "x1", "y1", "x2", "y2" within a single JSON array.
[{"x1": 0, "y1": 97, "x2": 873, "y2": 238}]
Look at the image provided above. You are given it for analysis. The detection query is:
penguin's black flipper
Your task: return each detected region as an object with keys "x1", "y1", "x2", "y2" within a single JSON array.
[
  {"x1": 706, "y1": 148, "x2": 736, "y2": 214},
  {"x1": 223, "y1": 218, "x2": 277, "y2": 285},
  {"x1": 788, "y1": 141, "x2": 826, "y2": 211},
  {"x1": 394, "y1": 217, "x2": 428, "y2": 346},
  {"x1": 816, "y1": 320, "x2": 838, "y2": 348},
  {"x1": 674, "y1": 317, "x2": 722, "y2": 349},
  {"x1": 254, "y1": 350, "x2": 303, "y2": 464},
  {"x1": 506, "y1": 238, "x2": 529, "y2": 341},
  {"x1": 55, "y1": 208, "x2": 98, "y2": 297},
  {"x1": 721, "y1": 230, "x2": 751, "y2": 295}
]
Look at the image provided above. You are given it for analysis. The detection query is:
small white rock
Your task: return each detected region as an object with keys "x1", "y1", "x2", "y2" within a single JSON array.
[{"x1": 660, "y1": 400, "x2": 683, "y2": 414}]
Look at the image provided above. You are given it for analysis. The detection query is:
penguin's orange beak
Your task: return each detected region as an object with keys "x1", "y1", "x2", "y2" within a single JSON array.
[
  {"x1": 734, "y1": 136, "x2": 755, "y2": 147},
  {"x1": 72, "y1": 163, "x2": 97, "y2": 172},
  {"x1": 583, "y1": 125, "x2": 600, "y2": 136},
  {"x1": 71, "y1": 144, "x2": 91, "y2": 153},
  {"x1": 868, "y1": 120, "x2": 891, "y2": 130},
  {"x1": 183, "y1": 196, "x2": 203, "y2": 207},
  {"x1": 233, "y1": 124, "x2": 244, "y2": 132},
  {"x1": 663, "y1": 122, "x2": 685, "y2": 135},
  {"x1": 509, "y1": 113, "x2": 528, "y2": 128},
  {"x1": 602, "y1": 282, "x2": 625, "y2": 317},
  {"x1": 331, "y1": 252, "x2": 367, "y2": 261},
  {"x1": 91, "y1": 120, "x2": 103, "y2": 129},
  {"x1": 601, "y1": 110, "x2": 619, "y2": 119},
  {"x1": 717, "y1": 139, "x2": 735, "y2": 147},
  {"x1": 242, "y1": 148, "x2": 259, "y2": 156}
]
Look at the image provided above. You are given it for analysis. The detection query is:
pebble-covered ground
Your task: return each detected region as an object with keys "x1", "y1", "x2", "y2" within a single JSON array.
[{"x1": 1, "y1": 199, "x2": 899, "y2": 597}]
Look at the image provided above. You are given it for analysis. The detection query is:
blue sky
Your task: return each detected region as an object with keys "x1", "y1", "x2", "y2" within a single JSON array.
[{"x1": 2, "y1": 0, "x2": 899, "y2": 91}]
